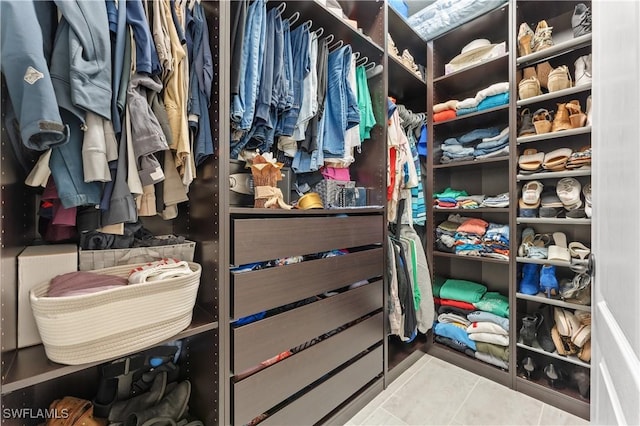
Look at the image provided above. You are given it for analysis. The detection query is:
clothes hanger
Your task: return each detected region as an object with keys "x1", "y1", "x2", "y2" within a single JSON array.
[
  {"x1": 324, "y1": 34, "x2": 335, "y2": 45},
  {"x1": 314, "y1": 27, "x2": 324, "y2": 37},
  {"x1": 353, "y1": 52, "x2": 360, "y2": 60},
  {"x1": 328, "y1": 39, "x2": 343, "y2": 51},
  {"x1": 275, "y1": 2, "x2": 286, "y2": 16},
  {"x1": 356, "y1": 56, "x2": 368, "y2": 66},
  {"x1": 286, "y1": 11, "x2": 300, "y2": 25},
  {"x1": 364, "y1": 61, "x2": 376, "y2": 71},
  {"x1": 302, "y1": 20, "x2": 313, "y2": 31}
]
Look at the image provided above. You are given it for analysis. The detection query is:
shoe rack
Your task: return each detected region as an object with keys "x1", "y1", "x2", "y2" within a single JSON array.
[
  {"x1": 425, "y1": 3, "x2": 515, "y2": 387},
  {"x1": 514, "y1": 1, "x2": 592, "y2": 420},
  {"x1": 385, "y1": 3, "x2": 430, "y2": 384}
]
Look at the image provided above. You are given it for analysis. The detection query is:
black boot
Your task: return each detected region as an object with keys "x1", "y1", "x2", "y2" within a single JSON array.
[
  {"x1": 543, "y1": 363, "x2": 567, "y2": 389},
  {"x1": 126, "y1": 381, "x2": 191, "y2": 426},
  {"x1": 521, "y1": 356, "x2": 537, "y2": 380},
  {"x1": 536, "y1": 306, "x2": 556, "y2": 353},
  {"x1": 520, "y1": 314, "x2": 539, "y2": 346}
]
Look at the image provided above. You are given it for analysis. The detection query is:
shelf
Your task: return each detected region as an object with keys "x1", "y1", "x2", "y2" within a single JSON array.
[
  {"x1": 434, "y1": 156, "x2": 509, "y2": 169},
  {"x1": 517, "y1": 341, "x2": 590, "y2": 369},
  {"x1": 428, "y1": 340, "x2": 511, "y2": 388},
  {"x1": 433, "y1": 251, "x2": 509, "y2": 265},
  {"x1": 388, "y1": 54, "x2": 426, "y2": 104},
  {"x1": 516, "y1": 217, "x2": 592, "y2": 225},
  {"x1": 517, "y1": 127, "x2": 592, "y2": 145},
  {"x1": 386, "y1": 6, "x2": 427, "y2": 65},
  {"x1": 517, "y1": 34, "x2": 592, "y2": 67},
  {"x1": 433, "y1": 54, "x2": 509, "y2": 98},
  {"x1": 516, "y1": 292, "x2": 591, "y2": 312},
  {"x1": 516, "y1": 84, "x2": 592, "y2": 107},
  {"x1": 517, "y1": 169, "x2": 591, "y2": 181},
  {"x1": 516, "y1": 376, "x2": 590, "y2": 419},
  {"x1": 433, "y1": 104, "x2": 509, "y2": 126},
  {"x1": 516, "y1": 257, "x2": 588, "y2": 268},
  {"x1": 1, "y1": 308, "x2": 218, "y2": 394},
  {"x1": 433, "y1": 208, "x2": 510, "y2": 213},
  {"x1": 229, "y1": 206, "x2": 384, "y2": 215}
]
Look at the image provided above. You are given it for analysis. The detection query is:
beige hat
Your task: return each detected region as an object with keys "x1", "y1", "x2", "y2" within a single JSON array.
[{"x1": 446, "y1": 40, "x2": 506, "y2": 74}]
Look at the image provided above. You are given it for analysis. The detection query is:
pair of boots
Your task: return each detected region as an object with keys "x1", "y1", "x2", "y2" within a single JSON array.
[
  {"x1": 108, "y1": 372, "x2": 194, "y2": 426},
  {"x1": 519, "y1": 305, "x2": 556, "y2": 353}
]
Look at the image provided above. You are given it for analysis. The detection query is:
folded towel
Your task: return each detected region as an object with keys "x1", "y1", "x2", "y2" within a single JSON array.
[
  {"x1": 477, "y1": 92, "x2": 509, "y2": 111},
  {"x1": 468, "y1": 332, "x2": 509, "y2": 346},
  {"x1": 434, "y1": 109, "x2": 456, "y2": 122},
  {"x1": 467, "y1": 321, "x2": 509, "y2": 336}
]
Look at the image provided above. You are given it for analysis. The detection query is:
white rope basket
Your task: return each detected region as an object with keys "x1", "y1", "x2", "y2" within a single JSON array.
[{"x1": 30, "y1": 262, "x2": 202, "y2": 365}]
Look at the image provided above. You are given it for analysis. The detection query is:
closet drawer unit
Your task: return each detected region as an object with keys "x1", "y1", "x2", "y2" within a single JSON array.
[
  {"x1": 231, "y1": 247, "x2": 383, "y2": 319},
  {"x1": 233, "y1": 280, "x2": 383, "y2": 373},
  {"x1": 261, "y1": 345, "x2": 384, "y2": 426},
  {"x1": 231, "y1": 215, "x2": 383, "y2": 265},
  {"x1": 233, "y1": 312, "x2": 383, "y2": 425}
]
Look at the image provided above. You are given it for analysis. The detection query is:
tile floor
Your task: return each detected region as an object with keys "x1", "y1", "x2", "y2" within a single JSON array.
[{"x1": 346, "y1": 354, "x2": 589, "y2": 426}]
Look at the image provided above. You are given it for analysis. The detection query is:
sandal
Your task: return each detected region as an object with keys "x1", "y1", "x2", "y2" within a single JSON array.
[
  {"x1": 542, "y1": 147, "x2": 572, "y2": 171},
  {"x1": 532, "y1": 108, "x2": 552, "y2": 134},
  {"x1": 518, "y1": 108, "x2": 536, "y2": 137},
  {"x1": 551, "y1": 102, "x2": 572, "y2": 132},
  {"x1": 519, "y1": 148, "x2": 545, "y2": 171},
  {"x1": 519, "y1": 76, "x2": 542, "y2": 100},
  {"x1": 548, "y1": 65, "x2": 572, "y2": 92},
  {"x1": 518, "y1": 227, "x2": 536, "y2": 257},
  {"x1": 566, "y1": 100, "x2": 587, "y2": 128},
  {"x1": 569, "y1": 241, "x2": 591, "y2": 259},
  {"x1": 548, "y1": 231, "x2": 571, "y2": 263},
  {"x1": 518, "y1": 22, "x2": 534, "y2": 56}
]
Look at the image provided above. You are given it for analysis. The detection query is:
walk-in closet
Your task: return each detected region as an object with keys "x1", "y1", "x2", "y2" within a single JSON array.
[{"x1": 2, "y1": 0, "x2": 639, "y2": 425}]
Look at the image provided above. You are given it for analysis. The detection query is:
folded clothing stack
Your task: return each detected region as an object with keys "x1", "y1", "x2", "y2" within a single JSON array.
[
  {"x1": 432, "y1": 277, "x2": 510, "y2": 369},
  {"x1": 440, "y1": 126, "x2": 509, "y2": 164},
  {"x1": 433, "y1": 99, "x2": 459, "y2": 123},
  {"x1": 456, "y1": 82, "x2": 510, "y2": 116}
]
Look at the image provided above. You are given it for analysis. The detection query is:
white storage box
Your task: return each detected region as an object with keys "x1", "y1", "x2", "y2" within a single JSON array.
[
  {"x1": 18, "y1": 244, "x2": 78, "y2": 348},
  {"x1": 30, "y1": 261, "x2": 202, "y2": 365}
]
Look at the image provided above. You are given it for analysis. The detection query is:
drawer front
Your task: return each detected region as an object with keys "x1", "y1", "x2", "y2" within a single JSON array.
[
  {"x1": 233, "y1": 280, "x2": 382, "y2": 373},
  {"x1": 232, "y1": 247, "x2": 383, "y2": 318},
  {"x1": 261, "y1": 345, "x2": 384, "y2": 426},
  {"x1": 233, "y1": 313, "x2": 383, "y2": 425},
  {"x1": 231, "y1": 215, "x2": 383, "y2": 265}
]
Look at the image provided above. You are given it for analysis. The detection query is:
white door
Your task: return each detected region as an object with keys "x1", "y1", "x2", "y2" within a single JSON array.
[{"x1": 592, "y1": 1, "x2": 640, "y2": 424}]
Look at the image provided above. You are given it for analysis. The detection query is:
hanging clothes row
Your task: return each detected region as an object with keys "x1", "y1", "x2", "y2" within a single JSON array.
[
  {"x1": 1, "y1": 0, "x2": 213, "y2": 242},
  {"x1": 229, "y1": 0, "x2": 378, "y2": 181}
]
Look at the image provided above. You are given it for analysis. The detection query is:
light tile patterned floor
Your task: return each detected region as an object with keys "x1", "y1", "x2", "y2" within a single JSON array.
[{"x1": 345, "y1": 354, "x2": 589, "y2": 426}]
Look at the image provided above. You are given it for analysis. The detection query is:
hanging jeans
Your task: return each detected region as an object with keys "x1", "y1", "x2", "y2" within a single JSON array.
[
  {"x1": 230, "y1": 0, "x2": 266, "y2": 137},
  {"x1": 323, "y1": 45, "x2": 359, "y2": 158}
]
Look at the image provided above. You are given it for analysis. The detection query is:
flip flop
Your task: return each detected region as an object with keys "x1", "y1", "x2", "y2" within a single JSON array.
[
  {"x1": 569, "y1": 241, "x2": 591, "y2": 259},
  {"x1": 542, "y1": 148, "x2": 572, "y2": 170},
  {"x1": 519, "y1": 148, "x2": 545, "y2": 171},
  {"x1": 548, "y1": 231, "x2": 571, "y2": 262},
  {"x1": 556, "y1": 177, "x2": 582, "y2": 209}
]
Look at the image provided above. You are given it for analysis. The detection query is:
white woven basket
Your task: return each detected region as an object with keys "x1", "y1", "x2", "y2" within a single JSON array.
[{"x1": 30, "y1": 262, "x2": 202, "y2": 365}]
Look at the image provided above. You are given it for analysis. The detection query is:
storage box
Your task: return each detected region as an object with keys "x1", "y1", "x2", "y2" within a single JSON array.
[
  {"x1": 229, "y1": 160, "x2": 292, "y2": 207},
  {"x1": 79, "y1": 237, "x2": 196, "y2": 271},
  {"x1": 30, "y1": 261, "x2": 202, "y2": 365},
  {"x1": 313, "y1": 180, "x2": 356, "y2": 208},
  {"x1": 18, "y1": 244, "x2": 78, "y2": 348}
]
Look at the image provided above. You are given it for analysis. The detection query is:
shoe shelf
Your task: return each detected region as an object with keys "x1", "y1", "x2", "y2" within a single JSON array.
[
  {"x1": 516, "y1": 256, "x2": 588, "y2": 268},
  {"x1": 517, "y1": 126, "x2": 592, "y2": 145},
  {"x1": 429, "y1": 340, "x2": 511, "y2": 386},
  {"x1": 433, "y1": 104, "x2": 509, "y2": 126},
  {"x1": 516, "y1": 217, "x2": 591, "y2": 225},
  {"x1": 517, "y1": 169, "x2": 591, "y2": 181},
  {"x1": 433, "y1": 251, "x2": 509, "y2": 264},
  {"x1": 0, "y1": 307, "x2": 218, "y2": 394},
  {"x1": 517, "y1": 340, "x2": 590, "y2": 369},
  {"x1": 229, "y1": 206, "x2": 385, "y2": 216},
  {"x1": 434, "y1": 207, "x2": 510, "y2": 213},
  {"x1": 516, "y1": 83, "x2": 592, "y2": 107},
  {"x1": 516, "y1": 33, "x2": 592, "y2": 67},
  {"x1": 388, "y1": 53, "x2": 425, "y2": 85},
  {"x1": 516, "y1": 376, "x2": 590, "y2": 418},
  {"x1": 433, "y1": 54, "x2": 509, "y2": 97},
  {"x1": 516, "y1": 291, "x2": 591, "y2": 312},
  {"x1": 434, "y1": 156, "x2": 509, "y2": 169}
]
